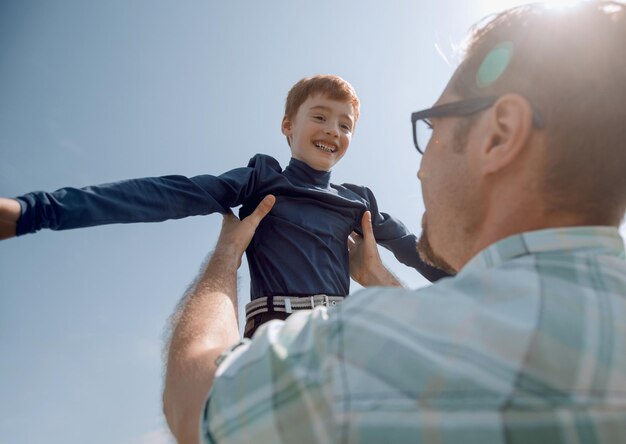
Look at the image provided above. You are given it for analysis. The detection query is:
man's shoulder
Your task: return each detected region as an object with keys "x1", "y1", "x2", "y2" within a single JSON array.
[{"x1": 344, "y1": 265, "x2": 543, "y2": 325}]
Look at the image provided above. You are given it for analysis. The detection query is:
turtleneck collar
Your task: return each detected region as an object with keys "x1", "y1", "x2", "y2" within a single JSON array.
[{"x1": 283, "y1": 157, "x2": 332, "y2": 188}]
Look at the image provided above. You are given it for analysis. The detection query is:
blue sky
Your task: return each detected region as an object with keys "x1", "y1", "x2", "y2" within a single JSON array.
[{"x1": 1, "y1": 1, "x2": 622, "y2": 443}]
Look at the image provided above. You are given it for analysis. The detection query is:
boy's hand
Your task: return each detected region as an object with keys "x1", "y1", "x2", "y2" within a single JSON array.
[
  {"x1": 0, "y1": 198, "x2": 21, "y2": 240},
  {"x1": 348, "y1": 211, "x2": 403, "y2": 287},
  {"x1": 214, "y1": 195, "x2": 276, "y2": 267}
]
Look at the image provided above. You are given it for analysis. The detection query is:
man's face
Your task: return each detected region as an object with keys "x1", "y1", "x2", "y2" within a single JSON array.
[
  {"x1": 282, "y1": 94, "x2": 355, "y2": 172},
  {"x1": 416, "y1": 90, "x2": 482, "y2": 273}
]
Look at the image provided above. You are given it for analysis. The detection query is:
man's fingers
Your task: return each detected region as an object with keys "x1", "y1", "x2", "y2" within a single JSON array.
[
  {"x1": 347, "y1": 233, "x2": 356, "y2": 249},
  {"x1": 348, "y1": 231, "x2": 362, "y2": 251},
  {"x1": 221, "y1": 213, "x2": 237, "y2": 224},
  {"x1": 360, "y1": 211, "x2": 374, "y2": 240},
  {"x1": 246, "y1": 195, "x2": 276, "y2": 227}
]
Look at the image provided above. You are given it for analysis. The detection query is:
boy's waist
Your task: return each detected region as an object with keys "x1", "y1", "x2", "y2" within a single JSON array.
[{"x1": 245, "y1": 294, "x2": 346, "y2": 319}]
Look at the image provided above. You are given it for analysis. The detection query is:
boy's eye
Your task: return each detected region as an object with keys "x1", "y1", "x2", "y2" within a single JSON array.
[
  {"x1": 313, "y1": 115, "x2": 326, "y2": 121},
  {"x1": 341, "y1": 124, "x2": 352, "y2": 132}
]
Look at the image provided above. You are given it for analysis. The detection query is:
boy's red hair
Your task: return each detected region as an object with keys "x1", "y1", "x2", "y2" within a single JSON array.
[{"x1": 284, "y1": 75, "x2": 360, "y2": 123}]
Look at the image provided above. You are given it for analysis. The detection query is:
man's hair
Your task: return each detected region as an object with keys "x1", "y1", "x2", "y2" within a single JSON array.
[
  {"x1": 284, "y1": 75, "x2": 360, "y2": 123},
  {"x1": 453, "y1": 1, "x2": 626, "y2": 224}
]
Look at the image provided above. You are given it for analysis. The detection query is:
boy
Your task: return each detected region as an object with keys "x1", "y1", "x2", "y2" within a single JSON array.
[{"x1": 0, "y1": 75, "x2": 448, "y2": 337}]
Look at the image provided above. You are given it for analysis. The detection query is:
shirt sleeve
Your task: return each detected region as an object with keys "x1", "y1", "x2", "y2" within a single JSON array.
[
  {"x1": 14, "y1": 166, "x2": 256, "y2": 236},
  {"x1": 201, "y1": 309, "x2": 340, "y2": 444},
  {"x1": 343, "y1": 184, "x2": 450, "y2": 282}
]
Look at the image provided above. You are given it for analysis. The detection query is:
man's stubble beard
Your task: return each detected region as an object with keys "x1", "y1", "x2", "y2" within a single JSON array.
[{"x1": 416, "y1": 217, "x2": 457, "y2": 276}]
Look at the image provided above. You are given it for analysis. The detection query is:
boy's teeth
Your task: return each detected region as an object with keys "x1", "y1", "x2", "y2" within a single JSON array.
[{"x1": 315, "y1": 142, "x2": 335, "y2": 152}]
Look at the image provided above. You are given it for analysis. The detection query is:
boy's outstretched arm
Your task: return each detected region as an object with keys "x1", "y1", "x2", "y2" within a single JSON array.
[
  {"x1": 0, "y1": 198, "x2": 21, "y2": 240},
  {"x1": 349, "y1": 211, "x2": 403, "y2": 288},
  {"x1": 163, "y1": 195, "x2": 275, "y2": 444}
]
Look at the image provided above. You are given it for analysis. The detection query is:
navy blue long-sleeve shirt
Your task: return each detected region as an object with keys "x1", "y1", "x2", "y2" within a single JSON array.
[{"x1": 15, "y1": 154, "x2": 448, "y2": 298}]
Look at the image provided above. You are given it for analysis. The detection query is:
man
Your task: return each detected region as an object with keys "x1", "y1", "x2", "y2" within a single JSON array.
[{"x1": 163, "y1": 2, "x2": 626, "y2": 443}]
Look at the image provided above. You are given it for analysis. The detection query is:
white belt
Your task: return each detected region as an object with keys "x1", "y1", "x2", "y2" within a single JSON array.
[{"x1": 245, "y1": 295, "x2": 345, "y2": 320}]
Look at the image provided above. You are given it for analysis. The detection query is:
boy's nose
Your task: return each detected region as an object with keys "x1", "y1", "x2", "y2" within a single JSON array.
[{"x1": 325, "y1": 124, "x2": 339, "y2": 137}]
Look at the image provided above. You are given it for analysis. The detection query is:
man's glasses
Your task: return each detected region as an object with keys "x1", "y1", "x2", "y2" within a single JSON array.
[{"x1": 411, "y1": 96, "x2": 545, "y2": 154}]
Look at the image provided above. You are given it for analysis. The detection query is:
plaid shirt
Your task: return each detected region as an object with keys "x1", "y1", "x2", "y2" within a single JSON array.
[{"x1": 201, "y1": 226, "x2": 626, "y2": 443}]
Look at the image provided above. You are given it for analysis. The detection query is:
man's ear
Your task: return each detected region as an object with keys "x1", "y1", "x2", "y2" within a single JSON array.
[
  {"x1": 481, "y1": 93, "x2": 534, "y2": 174},
  {"x1": 281, "y1": 116, "x2": 292, "y2": 136}
]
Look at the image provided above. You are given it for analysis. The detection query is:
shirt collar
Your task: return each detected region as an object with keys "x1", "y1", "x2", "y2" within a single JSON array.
[
  {"x1": 462, "y1": 226, "x2": 625, "y2": 273},
  {"x1": 283, "y1": 157, "x2": 332, "y2": 188}
]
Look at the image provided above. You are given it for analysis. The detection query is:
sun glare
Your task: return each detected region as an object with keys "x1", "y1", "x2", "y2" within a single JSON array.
[
  {"x1": 477, "y1": 0, "x2": 586, "y2": 16},
  {"x1": 542, "y1": 0, "x2": 585, "y2": 10}
]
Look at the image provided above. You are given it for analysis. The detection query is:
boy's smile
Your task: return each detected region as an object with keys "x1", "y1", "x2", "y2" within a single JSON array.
[{"x1": 282, "y1": 94, "x2": 355, "y2": 172}]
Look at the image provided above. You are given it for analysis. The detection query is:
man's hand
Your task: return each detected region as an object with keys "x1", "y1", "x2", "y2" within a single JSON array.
[
  {"x1": 163, "y1": 195, "x2": 275, "y2": 444},
  {"x1": 349, "y1": 211, "x2": 403, "y2": 287},
  {"x1": 215, "y1": 195, "x2": 276, "y2": 267},
  {"x1": 0, "y1": 198, "x2": 21, "y2": 240}
]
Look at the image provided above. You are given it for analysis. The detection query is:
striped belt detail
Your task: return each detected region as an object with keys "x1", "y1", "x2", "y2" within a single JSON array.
[{"x1": 245, "y1": 295, "x2": 345, "y2": 320}]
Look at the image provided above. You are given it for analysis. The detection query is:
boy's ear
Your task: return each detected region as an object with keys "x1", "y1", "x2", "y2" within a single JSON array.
[{"x1": 281, "y1": 116, "x2": 292, "y2": 136}]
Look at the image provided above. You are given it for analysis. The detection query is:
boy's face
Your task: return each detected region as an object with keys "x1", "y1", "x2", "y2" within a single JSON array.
[{"x1": 282, "y1": 94, "x2": 355, "y2": 171}]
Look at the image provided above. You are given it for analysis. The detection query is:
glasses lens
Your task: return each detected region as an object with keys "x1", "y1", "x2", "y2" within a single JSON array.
[{"x1": 415, "y1": 119, "x2": 433, "y2": 154}]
